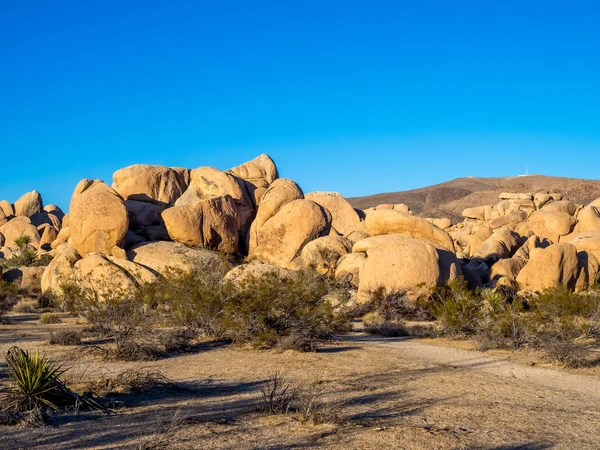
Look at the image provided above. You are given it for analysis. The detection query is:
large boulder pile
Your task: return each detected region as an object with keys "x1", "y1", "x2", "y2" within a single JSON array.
[{"x1": 1, "y1": 157, "x2": 596, "y2": 304}]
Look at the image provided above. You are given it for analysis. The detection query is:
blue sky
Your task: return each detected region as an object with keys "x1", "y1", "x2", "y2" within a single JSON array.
[{"x1": 1, "y1": 1, "x2": 599, "y2": 210}]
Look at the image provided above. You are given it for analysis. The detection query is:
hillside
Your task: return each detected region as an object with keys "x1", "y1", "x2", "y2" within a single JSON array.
[{"x1": 348, "y1": 175, "x2": 600, "y2": 222}]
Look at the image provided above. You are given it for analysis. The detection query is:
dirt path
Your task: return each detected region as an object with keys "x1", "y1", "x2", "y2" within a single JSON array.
[{"x1": 1, "y1": 318, "x2": 600, "y2": 449}]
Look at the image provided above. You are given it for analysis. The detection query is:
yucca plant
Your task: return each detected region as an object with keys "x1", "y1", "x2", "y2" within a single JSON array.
[{"x1": 2, "y1": 346, "x2": 104, "y2": 424}]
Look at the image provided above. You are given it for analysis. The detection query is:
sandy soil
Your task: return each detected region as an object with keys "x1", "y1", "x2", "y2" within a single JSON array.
[{"x1": 1, "y1": 312, "x2": 600, "y2": 449}]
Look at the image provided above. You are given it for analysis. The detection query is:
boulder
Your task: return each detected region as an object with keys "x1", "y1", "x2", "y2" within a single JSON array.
[
  {"x1": 425, "y1": 218, "x2": 452, "y2": 230},
  {"x1": 519, "y1": 211, "x2": 576, "y2": 244},
  {"x1": 575, "y1": 251, "x2": 600, "y2": 292},
  {"x1": 298, "y1": 235, "x2": 352, "y2": 275},
  {"x1": 304, "y1": 192, "x2": 361, "y2": 236},
  {"x1": 357, "y1": 235, "x2": 458, "y2": 303},
  {"x1": 30, "y1": 212, "x2": 61, "y2": 230},
  {"x1": 44, "y1": 204, "x2": 65, "y2": 221},
  {"x1": 365, "y1": 209, "x2": 455, "y2": 252},
  {"x1": 249, "y1": 199, "x2": 330, "y2": 269},
  {"x1": 224, "y1": 263, "x2": 293, "y2": 287},
  {"x1": 112, "y1": 164, "x2": 190, "y2": 204},
  {"x1": 489, "y1": 257, "x2": 528, "y2": 281},
  {"x1": 14, "y1": 191, "x2": 43, "y2": 217},
  {"x1": 50, "y1": 227, "x2": 71, "y2": 250},
  {"x1": 248, "y1": 179, "x2": 304, "y2": 252},
  {"x1": 574, "y1": 205, "x2": 600, "y2": 233},
  {"x1": 499, "y1": 193, "x2": 532, "y2": 200},
  {"x1": 513, "y1": 235, "x2": 551, "y2": 260},
  {"x1": 560, "y1": 231, "x2": 600, "y2": 261},
  {"x1": 516, "y1": 243, "x2": 580, "y2": 293},
  {"x1": 69, "y1": 180, "x2": 129, "y2": 257},
  {"x1": 346, "y1": 230, "x2": 370, "y2": 243},
  {"x1": 462, "y1": 205, "x2": 493, "y2": 221},
  {"x1": 73, "y1": 253, "x2": 158, "y2": 297},
  {"x1": 127, "y1": 241, "x2": 230, "y2": 277},
  {"x1": 533, "y1": 193, "x2": 552, "y2": 210},
  {"x1": 472, "y1": 229, "x2": 521, "y2": 262},
  {"x1": 0, "y1": 209, "x2": 7, "y2": 227},
  {"x1": 39, "y1": 226, "x2": 59, "y2": 250},
  {"x1": 228, "y1": 154, "x2": 278, "y2": 189},
  {"x1": 541, "y1": 200, "x2": 580, "y2": 216},
  {"x1": 0, "y1": 200, "x2": 14, "y2": 217},
  {"x1": 41, "y1": 247, "x2": 81, "y2": 296},
  {"x1": 334, "y1": 253, "x2": 366, "y2": 287},
  {"x1": 0, "y1": 217, "x2": 41, "y2": 248},
  {"x1": 0, "y1": 232, "x2": 4, "y2": 247},
  {"x1": 162, "y1": 195, "x2": 239, "y2": 254}
]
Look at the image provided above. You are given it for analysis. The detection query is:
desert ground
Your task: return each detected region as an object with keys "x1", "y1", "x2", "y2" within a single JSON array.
[{"x1": 1, "y1": 308, "x2": 599, "y2": 450}]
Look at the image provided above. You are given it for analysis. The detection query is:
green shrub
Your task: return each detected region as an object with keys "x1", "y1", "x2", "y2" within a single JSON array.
[
  {"x1": 40, "y1": 312, "x2": 62, "y2": 324},
  {"x1": 2, "y1": 347, "x2": 102, "y2": 425},
  {"x1": 220, "y1": 270, "x2": 347, "y2": 349},
  {"x1": 428, "y1": 281, "x2": 483, "y2": 335},
  {"x1": 0, "y1": 281, "x2": 19, "y2": 320}
]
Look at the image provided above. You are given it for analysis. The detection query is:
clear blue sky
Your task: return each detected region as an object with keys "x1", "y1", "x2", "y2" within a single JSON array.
[{"x1": 1, "y1": 1, "x2": 599, "y2": 210}]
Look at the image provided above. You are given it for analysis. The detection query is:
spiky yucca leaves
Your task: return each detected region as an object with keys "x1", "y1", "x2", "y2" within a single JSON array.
[{"x1": 2, "y1": 346, "x2": 104, "y2": 424}]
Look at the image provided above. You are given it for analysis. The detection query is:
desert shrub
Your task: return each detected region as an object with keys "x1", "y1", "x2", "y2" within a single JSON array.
[
  {"x1": 40, "y1": 312, "x2": 62, "y2": 324},
  {"x1": 259, "y1": 372, "x2": 298, "y2": 414},
  {"x1": 363, "y1": 311, "x2": 409, "y2": 337},
  {"x1": 542, "y1": 339, "x2": 591, "y2": 368},
  {"x1": 278, "y1": 331, "x2": 317, "y2": 352},
  {"x1": 428, "y1": 281, "x2": 483, "y2": 335},
  {"x1": 221, "y1": 270, "x2": 347, "y2": 349},
  {"x1": 159, "y1": 329, "x2": 195, "y2": 353},
  {"x1": 1, "y1": 235, "x2": 52, "y2": 270},
  {"x1": 61, "y1": 281, "x2": 157, "y2": 359},
  {"x1": 145, "y1": 267, "x2": 229, "y2": 338},
  {"x1": 12, "y1": 300, "x2": 37, "y2": 314},
  {"x1": 0, "y1": 281, "x2": 20, "y2": 320},
  {"x1": 86, "y1": 368, "x2": 173, "y2": 396},
  {"x1": 363, "y1": 287, "x2": 433, "y2": 322},
  {"x1": 113, "y1": 339, "x2": 165, "y2": 361},
  {"x1": 1, "y1": 347, "x2": 102, "y2": 425},
  {"x1": 49, "y1": 330, "x2": 82, "y2": 346}
]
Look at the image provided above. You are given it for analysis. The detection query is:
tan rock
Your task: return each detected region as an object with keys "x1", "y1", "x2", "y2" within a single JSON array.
[
  {"x1": 533, "y1": 193, "x2": 552, "y2": 210},
  {"x1": 0, "y1": 209, "x2": 6, "y2": 227},
  {"x1": 346, "y1": 230, "x2": 370, "y2": 243},
  {"x1": 462, "y1": 205, "x2": 493, "y2": 221},
  {"x1": 392, "y1": 204, "x2": 410, "y2": 214},
  {"x1": 542, "y1": 200, "x2": 580, "y2": 216},
  {"x1": 41, "y1": 246, "x2": 81, "y2": 296},
  {"x1": 249, "y1": 199, "x2": 330, "y2": 269},
  {"x1": 305, "y1": 192, "x2": 361, "y2": 236},
  {"x1": 69, "y1": 180, "x2": 129, "y2": 257},
  {"x1": 0, "y1": 217, "x2": 41, "y2": 248},
  {"x1": 357, "y1": 235, "x2": 448, "y2": 303},
  {"x1": 519, "y1": 211, "x2": 576, "y2": 243},
  {"x1": 575, "y1": 251, "x2": 600, "y2": 292},
  {"x1": 112, "y1": 164, "x2": 190, "y2": 204},
  {"x1": 4, "y1": 266, "x2": 46, "y2": 292},
  {"x1": 472, "y1": 229, "x2": 521, "y2": 262},
  {"x1": 490, "y1": 257, "x2": 528, "y2": 281},
  {"x1": 298, "y1": 236, "x2": 352, "y2": 275},
  {"x1": 228, "y1": 154, "x2": 278, "y2": 189},
  {"x1": 162, "y1": 195, "x2": 239, "y2": 254},
  {"x1": 127, "y1": 241, "x2": 230, "y2": 277},
  {"x1": 30, "y1": 212, "x2": 61, "y2": 230},
  {"x1": 425, "y1": 218, "x2": 452, "y2": 230},
  {"x1": 514, "y1": 235, "x2": 551, "y2": 260},
  {"x1": 73, "y1": 253, "x2": 157, "y2": 297},
  {"x1": 43, "y1": 204, "x2": 65, "y2": 221},
  {"x1": 51, "y1": 227, "x2": 71, "y2": 250},
  {"x1": 574, "y1": 205, "x2": 600, "y2": 233},
  {"x1": 0, "y1": 232, "x2": 4, "y2": 247},
  {"x1": 224, "y1": 263, "x2": 293, "y2": 287},
  {"x1": 499, "y1": 193, "x2": 532, "y2": 200},
  {"x1": 0, "y1": 200, "x2": 14, "y2": 217},
  {"x1": 334, "y1": 253, "x2": 366, "y2": 287},
  {"x1": 365, "y1": 209, "x2": 455, "y2": 251},
  {"x1": 560, "y1": 231, "x2": 600, "y2": 261},
  {"x1": 14, "y1": 190, "x2": 43, "y2": 217},
  {"x1": 39, "y1": 226, "x2": 58, "y2": 250},
  {"x1": 516, "y1": 243, "x2": 579, "y2": 293},
  {"x1": 62, "y1": 213, "x2": 70, "y2": 228},
  {"x1": 248, "y1": 179, "x2": 304, "y2": 253}
]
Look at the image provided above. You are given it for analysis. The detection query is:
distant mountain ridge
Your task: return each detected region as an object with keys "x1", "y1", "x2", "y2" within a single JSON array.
[{"x1": 347, "y1": 175, "x2": 600, "y2": 222}]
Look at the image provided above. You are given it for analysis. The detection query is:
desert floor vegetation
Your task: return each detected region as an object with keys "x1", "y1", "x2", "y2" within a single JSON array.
[{"x1": 1, "y1": 273, "x2": 600, "y2": 449}]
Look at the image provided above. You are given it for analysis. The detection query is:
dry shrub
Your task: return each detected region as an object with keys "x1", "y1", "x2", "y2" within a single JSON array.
[
  {"x1": 259, "y1": 372, "x2": 340, "y2": 424},
  {"x1": 49, "y1": 330, "x2": 82, "y2": 346},
  {"x1": 113, "y1": 339, "x2": 164, "y2": 362},
  {"x1": 40, "y1": 312, "x2": 62, "y2": 324},
  {"x1": 363, "y1": 311, "x2": 409, "y2": 337},
  {"x1": 136, "y1": 408, "x2": 186, "y2": 450},
  {"x1": 12, "y1": 300, "x2": 37, "y2": 314},
  {"x1": 542, "y1": 340, "x2": 591, "y2": 368},
  {"x1": 159, "y1": 329, "x2": 195, "y2": 353},
  {"x1": 87, "y1": 368, "x2": 173, "y2": 396}
]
